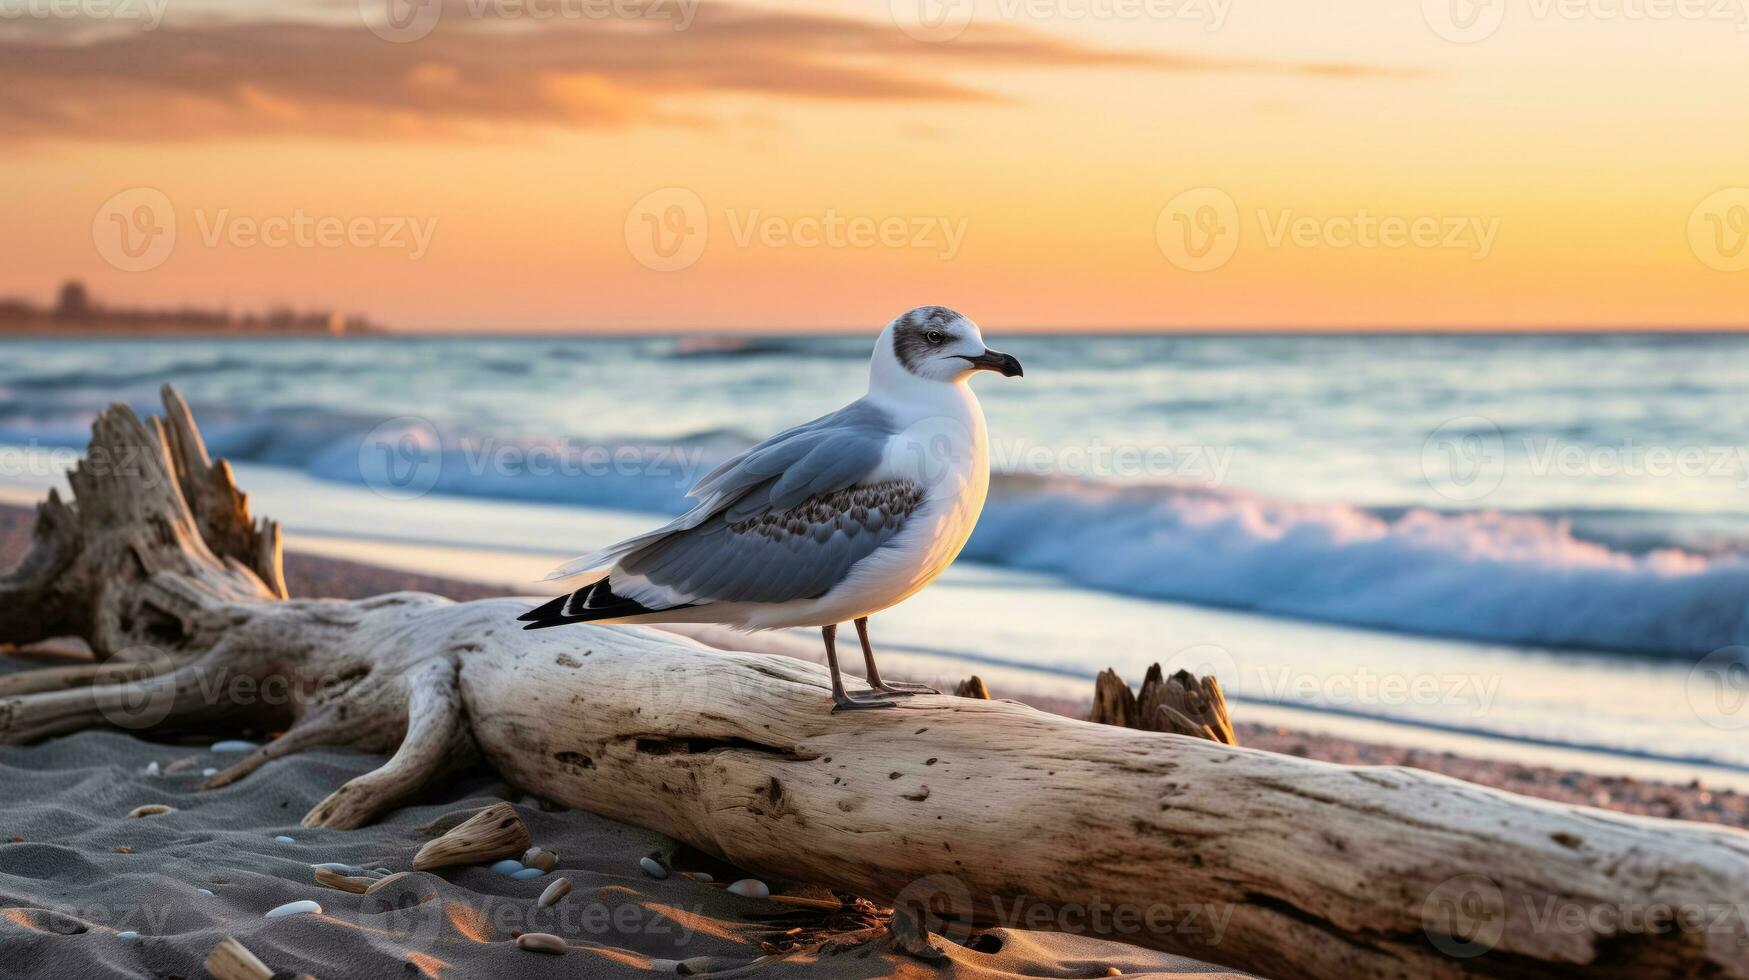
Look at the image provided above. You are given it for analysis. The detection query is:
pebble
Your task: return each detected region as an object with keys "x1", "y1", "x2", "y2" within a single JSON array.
[
  {"x1": 521, "y1": 846, "x2": 543, "y2": 864},
  {"x1": 313, "y1": 862, "x2": 369, "y2": 876},
  {"x1": 639, "y1": 857, "x2": 669, "y2": 879},
  {"x1": 127, "y1": 804, "x2": 174, "y2": 818},
  {"x1": 726, "y1": 879, "x2": 769, "y2": 900},
  {"x1": 527, "y1": 850, "x2": 559, "y2": 872},
  {"x1": 211, "y1": 740, "x2": 259, "y2": 753},
  {"x1": 195, "y1": 888, "x2": 214, "y2": 896},
  {"x1": 264, "y1": 900, "x2": 321, "y2": 919},
  {"x1": 515, "y1": 932, "x2": 567, "y2": 954},
  {"x1": 537, "y1": 876, "x2": 572, "y2": 909},
  {"x1": 142, "y1": 762, "x2": 159, "y2": 777},
  {"x1": 117, "y1": 931, "x2": 139, "y2": 941},
  {"x1": 273, "y1": 835, "x2": 295, "y2": 845},
  {"x1": 682, "y1": 872, "x2": 713, "y2": 883},
  {"x1": 201, "y1": 768, "x2": 218, "y2": 778},
  {"x1": 489, "y1": 859, "x2": 524, "y2": 875},
  {"x1": 510, "y1": 867, "x2": 545, "y2": 879}
]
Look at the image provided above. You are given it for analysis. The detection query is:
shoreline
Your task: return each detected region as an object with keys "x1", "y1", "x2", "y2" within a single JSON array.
[{"x1": 3, "y1": 504, "x2": 1740, "y2": 831}]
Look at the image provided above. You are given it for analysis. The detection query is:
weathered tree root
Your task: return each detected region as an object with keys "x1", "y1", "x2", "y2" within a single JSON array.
[
  {"x1": 3, "y1": 389, "x2": 1749, "y2": 980},
  {"x1": 1091, "y1": 664, "x2": 1237, "y2": 744}
]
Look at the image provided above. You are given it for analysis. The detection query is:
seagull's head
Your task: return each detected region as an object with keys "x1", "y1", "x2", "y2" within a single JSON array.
[{"x1": 877, "y1": 306, "x2": 1023, "y2": 386}]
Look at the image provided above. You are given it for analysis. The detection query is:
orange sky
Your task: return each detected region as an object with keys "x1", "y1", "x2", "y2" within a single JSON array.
[{"x1": 3, "y1": 0, "x2": 1747, "y2": 331}]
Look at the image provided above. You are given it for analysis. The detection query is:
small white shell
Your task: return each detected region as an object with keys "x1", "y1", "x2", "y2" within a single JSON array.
[
  {"x1": 127, "y1": 804, "x2": 174, "y2": 818},
  {"x1": 726, "y1": 879, "x2": 769, "y2": 900},
  {"x1": 273, "y1": 835, "x2": 295, "y2": 845},
  {"x1": 264, "y1": 900, "x2": 321, "y2": 919},
  {"x1": 638, "y1": 857, "x2": 668, "y2": 879},
  {"x1": 515, "y1": 932, "x2": 567, "y2": 954},
  {"x1": 537, "y1": 876, "x2": 572, "y2": 909}
]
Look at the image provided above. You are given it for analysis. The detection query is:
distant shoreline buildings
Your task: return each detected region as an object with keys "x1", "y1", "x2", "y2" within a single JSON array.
[{"x1": 0, "y1": 281, "x2": 381, "y2": 336}]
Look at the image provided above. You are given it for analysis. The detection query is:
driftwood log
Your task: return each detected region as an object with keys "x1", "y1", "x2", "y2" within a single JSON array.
[{"x1": 2, "y1": 389, "x2": 1748, "y2": 980}]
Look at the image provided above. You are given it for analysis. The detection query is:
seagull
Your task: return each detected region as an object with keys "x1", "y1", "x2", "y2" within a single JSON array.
[{"x1": 519, "y1": 307, "x2": 1023, "y2": 710}]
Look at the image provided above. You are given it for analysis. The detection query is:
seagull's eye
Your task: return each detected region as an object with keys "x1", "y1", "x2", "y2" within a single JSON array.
[{"x1": 926, "y1": 330, "x2": 946, "y2": 345}]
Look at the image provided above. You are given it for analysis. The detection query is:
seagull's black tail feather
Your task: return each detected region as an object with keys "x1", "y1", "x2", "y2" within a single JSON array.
[{"x1": 518, "y1": 577, "x2": 691, "y2": 630}]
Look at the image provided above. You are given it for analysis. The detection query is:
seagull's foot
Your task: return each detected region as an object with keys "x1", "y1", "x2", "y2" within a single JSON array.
[
  {"x1": 832, "y1": 690, "x2": 901, "y2": 712},
  {"x1": 874, "y1": 681, "x2": 940, "y2": 695}
]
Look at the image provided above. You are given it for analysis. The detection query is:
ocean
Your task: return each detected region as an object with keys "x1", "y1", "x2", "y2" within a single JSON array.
[{"x1": 4, "y1": 332, "x2": 1748, "y2": 780}]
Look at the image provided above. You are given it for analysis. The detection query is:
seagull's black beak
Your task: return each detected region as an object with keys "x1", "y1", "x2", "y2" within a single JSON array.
[{"x1": 961, "y1": 348, "x2": 1024, "y2": 378}]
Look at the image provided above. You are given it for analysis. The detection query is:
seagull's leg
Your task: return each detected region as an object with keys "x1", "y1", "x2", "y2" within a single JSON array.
[
  {"x1": 825, "y1": 624, "x2": 897, "y2": 712},
  {"x1": 855, "y1": 617, "x2": 940, "y2": 695}
]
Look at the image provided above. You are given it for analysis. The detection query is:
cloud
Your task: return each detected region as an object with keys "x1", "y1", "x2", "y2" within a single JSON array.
[{"x1": 0, "y1": 1, "x2": 1419, "y2": 143}]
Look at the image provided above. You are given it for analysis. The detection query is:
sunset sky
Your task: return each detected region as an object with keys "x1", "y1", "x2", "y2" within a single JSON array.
[{"x1": 3, "y1": 0, "x2": 1747, "y2": 331}]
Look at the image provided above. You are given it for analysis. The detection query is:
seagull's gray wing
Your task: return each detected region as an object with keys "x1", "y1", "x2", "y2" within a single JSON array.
[
  {"x1": 542, "y1": 399, "x2": 901, "y2": 592},
  {"x1": 612, "y1": 477, "x2": 924, "y2": 606}
]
